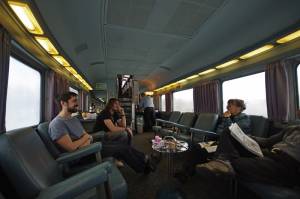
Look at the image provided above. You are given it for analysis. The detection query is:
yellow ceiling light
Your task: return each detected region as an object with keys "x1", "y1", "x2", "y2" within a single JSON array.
[
  {"x1": 8, "y1": 1, "x2": 44, "y2": 35},
  {"x1": 73, "y1": 73, "x2": 82, "y2": 79},
  {"x1": 240, "y1": 45, "x2": 274, "y2": 60},
  {"x1": 35, "y1": 36, "x2": 58, "y2": 55},
  {"x1": 276, "y1": 30, "x2": 300, "y2": 44},
  {"x1": 177, "y1": 79, "x2": 187, "y2": 83},
  {"x1": 198, "y1": 68, "x2": 216, "y2": 75},
  {"x1": 65, "y1": 66, "x2": 77, "y2": 74},
  {"x1": 53, "y1": 55, "x2": 70, "y2": 66},
  {"x1": 145, "y1": 91, "x2": 154, "y2": 96},
  {"x1": 215, "y1": 59, "x2": 239, "y2": 69},
  {"x1": 186, "y1": 75, "x2": 199, "y2": 80}
]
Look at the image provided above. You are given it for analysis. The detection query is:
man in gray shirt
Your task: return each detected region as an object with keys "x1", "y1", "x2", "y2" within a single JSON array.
[{"x1": 49, "y1": 92, "x2": 92, "y2": 152}]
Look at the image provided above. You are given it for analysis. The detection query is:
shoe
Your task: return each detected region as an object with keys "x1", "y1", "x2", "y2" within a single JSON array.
[
  {"x1": 196, "y1": 159, "x2": 234, "y2": 174},
  {"x1": 144, "y1": 155, "x2": 156, "y2": 174},
  {"x1": 150, "y1": 153, "x2": 161, "y2": 164}
]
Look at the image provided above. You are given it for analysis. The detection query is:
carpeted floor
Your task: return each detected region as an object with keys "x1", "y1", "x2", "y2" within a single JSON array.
[{"x1": 119, "y1": 132, "x2": 232, "y2": 199}]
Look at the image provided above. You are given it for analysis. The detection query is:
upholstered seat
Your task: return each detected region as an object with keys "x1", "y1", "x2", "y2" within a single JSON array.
[
  {"x1": 249, "y1": 115, "x2": 269, "y2": 137},
  {"x1": 0, "y1": 127, "x2": 127, "y2": 199},
  {"x1": 153, "y1": 111, "x2": 181, "y2": 135}
]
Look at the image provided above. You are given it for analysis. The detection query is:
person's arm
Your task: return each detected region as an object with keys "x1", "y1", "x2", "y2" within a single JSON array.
[
  {"x1": 104, "y1": 119, "x2": 126, "y2": 132},
  {"x1": 56, "y1": 133, "x2": 90, "y2": 152},
  {"x1": 117, "y1": 107, "x2": 126, "y2": 127},
  {"x1": 251, "y1": 131, "x2": 285, "y2": 148},
  {"x1": 235, "y1": 114, "x2": 251, "y2": 134}
]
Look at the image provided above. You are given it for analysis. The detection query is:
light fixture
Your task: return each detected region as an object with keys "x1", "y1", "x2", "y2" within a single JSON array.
[
  {"x1": 276, "y1": 30, "x2": 300, "y2": 44},
  {"x1": 240, "y1": 45, "x2": 274, "y2": 60},
  {"x1": 65, "y1": 66, "x2": 77, "y2": 74},
  {"x1": 53, "y1": 55, "x2": 70, "y2": 66},
  {"x1": 215, "y1": 59, "x2": 239, "y2": 69},
  {"x1": 8, "y1": 1, "x2": 44, "y2": 35},
  {"x1": 145, "y1": 91, "x2": 154, "y2": 96},
  {"x1": 177, "y1": 79, "x2": 187, "y2": 83},
  {"x1": 198, "y1": 68, "x2": 216, "y2": 75},
  {"x1": 186, "y1": 75, "x2": 199, "y2": 80},
  {"x1": 35, "y1": 36, "x2": 58, "y2": 55},
  {"x1": 73, "y1": 73, "x2": 82, "y2": 79}
]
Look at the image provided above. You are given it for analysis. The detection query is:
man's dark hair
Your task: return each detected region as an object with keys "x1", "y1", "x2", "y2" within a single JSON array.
[
  {"x1": 227, "y1": 99, "x2": 246, "y2": 111},
  {"x1": 58, "y1": 92, "x2": 78, "y2": 103},
  {"x1": 141, "y1": 93, "x2": 146, "y2": 97}
]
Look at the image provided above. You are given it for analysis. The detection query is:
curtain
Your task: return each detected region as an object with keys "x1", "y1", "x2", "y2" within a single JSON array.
[
  {"x1": 0, "y1": 26, "x2": 11, "y2": 133},
  {"x1": 193, "y1": 80, "x2": 220, "y2": 114},
  {"x1": 79, "y1": 90, "x2": 89, "y2": 111},
  {"x1": 45, "y1": 71, "x2": 69, "y2": 121},
  {"x1": 153, "y1": 95, "x2": 159, "y2": 110},
  {"x1": 165, "y1": 92, "x2": 173, "y2": 112},
  {"x1": 265, "y1": 61, "x2": 289, "y2": 122}
]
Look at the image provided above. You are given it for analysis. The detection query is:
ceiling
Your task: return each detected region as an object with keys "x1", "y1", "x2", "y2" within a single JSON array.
[{"x1": 34, "y1": 0, "x2": 300, "y2": 94}]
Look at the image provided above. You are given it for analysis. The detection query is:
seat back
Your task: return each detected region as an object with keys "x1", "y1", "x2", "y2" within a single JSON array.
[
  {"x1": 177, "y1": 112, "x2": 196, "y2": 134},
  {"x1": 0, "y1": 128, "x2": 63, "y2": 199},
  {"x1": 168, "y1": 111, "x2": 181, "y2": 123},
  {"x1": 81, "y1": 119, "x2": 97, "y2": 133},
  {"x1": 193, "y1": 113, "x2": 219, "y2": 132},
  {"x1": 249, "y1": 115, "x2": 269, "y2": 137},
  {"x1": 36, "y1": 122, "x2": 61, "y2": 159}
]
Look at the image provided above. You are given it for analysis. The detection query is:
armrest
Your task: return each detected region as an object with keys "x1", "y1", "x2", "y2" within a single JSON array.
[
  {"x1": 155, "y1": 119, "x2": 177, "y2": 126},
  {"x1": 56, "y1": 142, "x2": 102, "y2": 164},
  {"x1": 190, "y1": 128, "x2": 218, "y2": 136},
  {"x1": 173, "y1": 123, "x2": 190, "y2": 130},
  {"x1": 37, "y1": 161, "x2": 112, "y2": 199}
]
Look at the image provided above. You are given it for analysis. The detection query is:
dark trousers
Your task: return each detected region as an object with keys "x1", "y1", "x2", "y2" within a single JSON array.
[
  {"x1": 103, "y1": 131, "x2": 132, "y2": 146},
  {"x1": 101, "y1": 141, "x2": 146, "y2": 173},
  {"x1": 218, "y1": 129, "x2": 300, "y2": 187},
  {"x1": 144, "y1": 107, "x2": 155, "y2": 131}
]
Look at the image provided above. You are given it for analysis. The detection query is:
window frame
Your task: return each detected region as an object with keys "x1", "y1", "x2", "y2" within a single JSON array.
[
  {"x1": 9, "y1": 42, "x2": 46, "y2": 127},
  {"x1": 296, "y1": 63, "x2": 300, "y2": 109}
]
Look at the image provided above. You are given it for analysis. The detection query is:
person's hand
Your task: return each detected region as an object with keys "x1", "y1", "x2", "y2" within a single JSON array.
[
  {"x1": 125, "y1": 127, "x2": 133, "y2": 137},
  {"x1": 223, "y1": 111, "x2": 231, "y2": 118},
  {"x1": 118, "y1": 105, "x2": 125, "y2": 115}
]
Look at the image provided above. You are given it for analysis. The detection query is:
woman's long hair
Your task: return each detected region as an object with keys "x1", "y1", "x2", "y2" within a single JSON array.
[{"x1": 103, "y1": 98, "x2": 119, "y2": 114}]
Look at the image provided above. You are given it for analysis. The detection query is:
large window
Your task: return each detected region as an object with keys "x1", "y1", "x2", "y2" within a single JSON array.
[
  {"x1": 6, "y1": 57, "x2": 41, "y2": 130},
  {"x1": 173, "y1": 89, "x2": 194, "y2": 112},
  {"x1": 161, "y1": 94, "x2": 166, "y2": 111},
  {"x1": 222, "y1": 72, "x2": 267, "y2": 117}
]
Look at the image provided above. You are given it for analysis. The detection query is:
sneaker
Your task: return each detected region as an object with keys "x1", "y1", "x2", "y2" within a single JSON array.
[{"x1": 196, "y1": 159, "x2": 234, "y2": 174}]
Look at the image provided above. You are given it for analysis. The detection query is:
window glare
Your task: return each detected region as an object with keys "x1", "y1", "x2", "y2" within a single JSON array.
[
  {"x1": 161, "y1": 94, "x2": 166, "y2": 111},
  {"x1": 173, "y1": 89, "x2": 194, "y2": 112},
  {"x1": 6, "y1": 57, "x2": 41, "y2": 130},
  {"x1": 222, "y1": 72, "x2": 267, "y2": 117}
]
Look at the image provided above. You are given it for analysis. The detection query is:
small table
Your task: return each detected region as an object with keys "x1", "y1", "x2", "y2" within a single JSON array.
[{"x1": 152, "y1": 136, "x2": 188, "y2": 177}]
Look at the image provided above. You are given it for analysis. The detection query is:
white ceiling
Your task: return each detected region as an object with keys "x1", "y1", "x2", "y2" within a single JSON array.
[{"x1": 34, "y1": 0, "x2": 300, "y2": 93}]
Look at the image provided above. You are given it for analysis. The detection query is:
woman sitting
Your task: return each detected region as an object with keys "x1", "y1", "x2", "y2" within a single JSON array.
[
  {"x1": 175, "y1": 99, "x2": 251, "y2": 182},
  {"x1": 94, "y1": 98, "x2": 155, "y2": 174}
]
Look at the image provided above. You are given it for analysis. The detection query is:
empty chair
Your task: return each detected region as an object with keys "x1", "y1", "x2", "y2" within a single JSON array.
[
  {"x1": 190, "y1": 113, "x2": 219, "y2": 143},
  {"x1": 0, "y1": 127, "x2": 127, "y2": 199},
  {"x1": 160, "y1": 112, "x2": 196, "y2": 138},
  {"x1": 152, "y1": 111, "x2": 181, "y2": 135},
  {"x1": 249, "y1": 115, "x2": 269, "y2": 137}
]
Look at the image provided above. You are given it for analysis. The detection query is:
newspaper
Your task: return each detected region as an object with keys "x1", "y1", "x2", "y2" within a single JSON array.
[
  {"x1": 199, "y1": 141, "x2": 218, "y2": 153},
  {"x1": 229, "y1": 123, "x2": 264, "y2": 157}
]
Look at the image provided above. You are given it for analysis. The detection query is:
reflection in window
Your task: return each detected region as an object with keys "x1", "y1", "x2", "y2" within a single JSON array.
[
  {"x1": 6, "y1": 57, "x2": 41, "y2": 130},
  {"x1": 173, "y1": 89, "x2": 194, "y2": 112},
  {"x1": 222, "y1": 72, "x2": 267, "y2": 117},
  {"x1": 161, "y1": 94, "x2": 166, "y2": 111}
]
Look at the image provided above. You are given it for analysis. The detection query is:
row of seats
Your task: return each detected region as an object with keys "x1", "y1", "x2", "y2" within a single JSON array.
[
  {"x1": 153, "y1": 111, "x2": 269, "y2": 143},
  {"x1": 0, "y1": 124, "x2": 127, "y2": 199}
]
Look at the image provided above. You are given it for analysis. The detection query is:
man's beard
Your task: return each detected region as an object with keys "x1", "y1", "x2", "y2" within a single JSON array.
[{"x1": 68, "y1": 107, "x2": 78, "y2": 113}]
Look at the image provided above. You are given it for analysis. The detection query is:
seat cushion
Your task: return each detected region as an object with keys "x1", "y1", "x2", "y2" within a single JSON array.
[
  {"x1": 152, "y1": 126, "x2": 162, "y2": 133},
  {"x1": 103, "y1": 158, "x2": 128, "y2": 199},
  {"x1": 160, "y1": 129, "x2": 174, "y2": 137}
]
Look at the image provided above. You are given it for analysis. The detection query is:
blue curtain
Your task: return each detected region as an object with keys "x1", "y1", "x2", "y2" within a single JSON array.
[
  {"x1": 0, "y1": 26, "x2": 11, "y2": 133},
  {"x1": 193, "y1": 80, "x2": 220, "y2": 114}
]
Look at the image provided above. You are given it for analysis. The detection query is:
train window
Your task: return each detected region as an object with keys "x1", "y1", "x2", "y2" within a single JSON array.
[
  {"x1": 161, "y1": 94, "x2": 166, "y2": 111},
  {"x1": 173, "y1": 89, "x2": 194, "y2": 112},
  {"x1": 222, "y1": 72, "x2": 267, "y2": 117},
  {"x1": 297, "y1": 65, "x2": 300, "y2": 107},
  {"x1": 6, "y1": 57, "x2": 41, "y2": 130}
]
